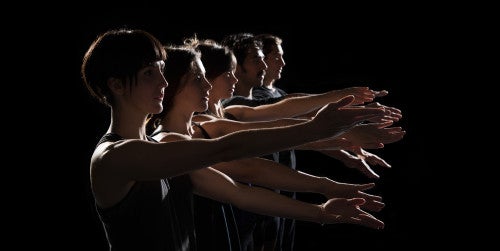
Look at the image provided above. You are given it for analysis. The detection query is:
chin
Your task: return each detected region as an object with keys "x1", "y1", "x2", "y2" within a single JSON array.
[{"x1": 151, "y1": 107, "x2": 163, "y2": 115}]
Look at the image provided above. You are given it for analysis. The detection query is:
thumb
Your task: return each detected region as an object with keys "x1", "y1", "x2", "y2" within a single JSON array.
[
  {"x1": 331, "y1": 95, "x2": 355, "y2": 109},
  {"x1": 348, "y1": 198, "x2": 366, "y2": 206},
  {"x1": 374, "y1": 90, "x2": 389, "y2": 97},
  {"x1": 358, "y1": 183, "x2": 376, "y2": 191},
  {"x1": 376, "y1": 121, "x2": 394, "y2": 128}
]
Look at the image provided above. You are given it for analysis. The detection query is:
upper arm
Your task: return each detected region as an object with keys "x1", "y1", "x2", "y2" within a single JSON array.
[{"x1": 92, "y1": 135, "x2": 224, "y2": 182}]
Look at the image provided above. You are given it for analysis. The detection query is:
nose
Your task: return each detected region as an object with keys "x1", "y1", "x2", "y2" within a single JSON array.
[
  {"x1": 230, "y1": 72, "x2": 238, "y2": 85},
  {"x1": 203, "y1": 77, "x2": 212, "y2": 92},
  {"x1": 260, "y1": 59, "x2": 268, "y2": 71},
  {"x1": 160, "y1": 72, "x2": 168, "y2": 87},
  {"x1": 280, "y1": 56, "x2": 286, "y2": 67}
]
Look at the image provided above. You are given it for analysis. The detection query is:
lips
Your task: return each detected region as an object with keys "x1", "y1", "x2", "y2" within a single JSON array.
[{"x1": 155, "y1": 94, "x2": 164, "y2": 101}]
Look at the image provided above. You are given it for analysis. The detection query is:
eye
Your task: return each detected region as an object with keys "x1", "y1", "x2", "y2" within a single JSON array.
[{"x1": 144, "y1": 69, "x2": 153, "y2": 76}]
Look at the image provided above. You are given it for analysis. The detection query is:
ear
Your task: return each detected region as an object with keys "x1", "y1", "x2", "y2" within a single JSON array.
[{"x1": 107, "y1": 77, "x2": 124, "y2": 95}]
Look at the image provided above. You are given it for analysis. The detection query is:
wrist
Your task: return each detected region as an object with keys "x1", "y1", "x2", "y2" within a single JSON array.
[
  {"x1": 316, "y1": 204, "x2": 326, "y2": 225},
  {"x1": 319, "y1": 177, "x2": 335, "y2": 197}
]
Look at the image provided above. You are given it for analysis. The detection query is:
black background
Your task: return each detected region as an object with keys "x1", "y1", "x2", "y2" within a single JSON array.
[{"x1": 18, "y1": 3, "x2": 435, "y2": 250}]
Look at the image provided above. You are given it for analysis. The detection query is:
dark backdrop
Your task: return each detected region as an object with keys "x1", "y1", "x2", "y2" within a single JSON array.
[{"x1": 23, "y1": 4, "x2": 433, "y2": 250}]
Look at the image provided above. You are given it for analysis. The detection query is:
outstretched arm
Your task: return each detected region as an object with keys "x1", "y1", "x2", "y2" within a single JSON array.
[
  {"x1": 296, "y1": 121, "x2": 405, "y2": 151},
  {"x1": 190, "y1": 166, "x2": 384, "y2": 229},
  {"x1": 320, "y1": 147, "x2": 392, "y2": 179},
  {"x1": 212, "y1": 157, "x2": 384, "y2": 212},
  {"x1": 195, "y1": 116, "x2": 310, "y2": 138},
  {"x1": 225, "y1": 87, "x2": 381, "y2": 121},
  {"x1": 93, "y1": 96, "x2": 385, "y2": 182}
]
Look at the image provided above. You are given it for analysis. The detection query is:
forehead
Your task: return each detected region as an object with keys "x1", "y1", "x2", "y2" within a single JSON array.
[
  {"x1": 274, "y1": 44, "x2": 284, "y2": 54},
  {"x1": 192, "y1": 58, "x2": 206, "y2": 73},
  {"x1": 144, "y1": 60, "x2": 164, "y2": 69},
  {"x1": 246, "y1": 45, "x2": 264, "y2": 58}
]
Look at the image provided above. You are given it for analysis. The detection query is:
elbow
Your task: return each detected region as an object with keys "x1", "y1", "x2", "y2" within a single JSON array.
[{"x1": 228, "y1": 184, "x2": 252, "y2": 209}]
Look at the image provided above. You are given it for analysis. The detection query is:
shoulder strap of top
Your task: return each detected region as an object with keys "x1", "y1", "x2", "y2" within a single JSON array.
[
  {"x1": 96, "y1": 133, "x2": 124, "y2": 147},
  {"x1": 149, "y1": 129, "x2": 171, "y2": 138}
]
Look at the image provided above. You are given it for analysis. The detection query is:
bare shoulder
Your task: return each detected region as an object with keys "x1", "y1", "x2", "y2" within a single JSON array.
[
  {"x1": 90, "y1": 139, "x2": 144, "y2": 172},
  {"x1": 156, "y1": 132, "x2": 192, "y2": 143},
  {"x1": 192, "y1": 114, "x2": 214, "y2": 122}
]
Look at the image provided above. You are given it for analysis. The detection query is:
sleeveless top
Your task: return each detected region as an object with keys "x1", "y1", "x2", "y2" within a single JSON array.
[
  {"x1": 252, "y1": 86, "x2": 297, "y2": 251},
  {"x1": 95, "y1": 133, "x2": 195, "y2": 251},
  {"x1": 150, "y1": 125, "x2": 241, "y2": 250},
  {"x1": 223, "y1": 92, "x2": 297, "y2": 251},
  {"x1": 191, "y1": 123, "x2": 242, "y2": 251}
]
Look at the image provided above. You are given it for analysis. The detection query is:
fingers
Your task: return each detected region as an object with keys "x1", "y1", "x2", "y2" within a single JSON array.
[
  {"x1": 335, "y1": 207, "x2": 384, "y2": 229},
  {"x1": 354, "y1": 213, "x2": 385, "y2": 229},
  {"x1": 357, "y1": 191, "x2": 385, "y2": 212},
  {"x1": 333, "y1": 95, "x2": 355, "y2": 108},
  {"x1": 363, "y1": 143, "x2": 384, "y2": 149},
  {"x1": 347, "y1": 198, "x2": 366, "y2": 206},
  {"x1": 358, "y1": 191, "x2": 382, "y2": 202},
  {"x1": 360, "y1": 200, "x2": 385, "y2": 212},
  {"x1": 382, "y1": 128, "x2": 406, "y2": 143},
  {"x1": 342, "y1": 108, "x2": 386, "y2": 122},
  {"x1": 368, "y1": 156, "x2": 391, "y2": 168},
  {"x1": 358, "y1": 164, "x2": 380, "y2": 179},
  {"x1": 376, "y1": 121, "x2": 394, "y2": 129},
  {"x1": 373, "y1": 90, "x2": 388, "y2": 97},
  {"x1": 357, "y1": 183, "x2": 376, "y2": 191}
]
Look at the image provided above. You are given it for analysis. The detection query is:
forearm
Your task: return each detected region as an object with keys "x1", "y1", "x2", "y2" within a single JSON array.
[
  {"x1": 213, "y1": 157, "x2": 327, "y2": 193},
  {"x1": 208, "y1": 121, "x2": 327, "y2": 164},
  {"x1": 295, "y1": 138, "x2": 347, "y2": 151},
  {"x1": 191, "y1": 167, "x2": 323, "y2": 223},
  {"x1": 233, "y1": 184, "x2": 323, "y2": 223},
  {"x1": 217, "y1": 118, "x2": 310, "y2": 136},
  {"x1": 130, "y1": 122, "x2": 324, "y2": 180},
  {"x1": 248, "y1": 93, "x2": 338, "y2": 120}
]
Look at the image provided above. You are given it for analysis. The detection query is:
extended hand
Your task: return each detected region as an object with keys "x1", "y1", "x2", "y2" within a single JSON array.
[
  {"x1": 320, "y1": 198, "x2": 384, "y2": 229},
  {"x1": 366, "y1": 102, "x2": 402, "y2": 122},
  {"x1": 342, "y1": 121, "x2": 405, "y2": 147},
  {"x1": 323, "y1": 182, "x2": 384, "y2": 212},
  {"x1": 313, "y1": 96, "x2": 387, "y2": 139}
]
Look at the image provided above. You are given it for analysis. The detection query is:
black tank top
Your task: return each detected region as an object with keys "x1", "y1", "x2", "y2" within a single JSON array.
[{"x1": 95, "y1": 133, "x2": 196, "y2": 251}]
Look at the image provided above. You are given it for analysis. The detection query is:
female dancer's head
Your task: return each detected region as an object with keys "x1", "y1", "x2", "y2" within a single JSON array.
[{"x1": 82, "y1": 29, "x2": 167, "y2": 115}]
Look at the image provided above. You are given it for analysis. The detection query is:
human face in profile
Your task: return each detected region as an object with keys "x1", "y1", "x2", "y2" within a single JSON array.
[
  {"x1": 264, "y1": 43, "x2": 285, "y2": 83},
  {"x1": 209, "y1": 55, "x2": 238, "y2": 102},
  {"x1": 126, "y1": 60, "x2": 167, "y2": 115},
  {"x1": 236, "y1": 45, "x2": 267, "y2": 88},
  {"x1": 174, "y1": 59, "x2": 212, "y2": 113}
]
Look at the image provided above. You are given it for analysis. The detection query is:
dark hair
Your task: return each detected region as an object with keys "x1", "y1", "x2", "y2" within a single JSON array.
[
  {"x1": 221, "y1": 33, "x2": 262, "y2": 67},
  {"x1": 187, "y1": 38, "x2": 235, "y2": 80},
  {"x1": 147, "y1": 46, "x2": 200, "y2": 133},
  {"x1": 81, "y1": 29, "x2": 166, "y2": 106},
  {"x1": 255, "y1": 34, "x2": 282, "y2": 57}
]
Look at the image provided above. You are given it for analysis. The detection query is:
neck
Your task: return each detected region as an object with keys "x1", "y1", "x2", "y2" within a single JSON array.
[
  {"x1": 158, "y1": 107, "x2": 194, "y2": 136},
  {"x1": 108, "y1": 107, "x2": 148, "y2": 140},
  {"x1": 263, "y1": 78, "x2": 275, "y2": 88},
  {"x1": 234, "y1": 82, "x2": 253, "y2": 98},
  {"x1": 209, "y1": 100, "x2": 225, "y2": 118}
]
